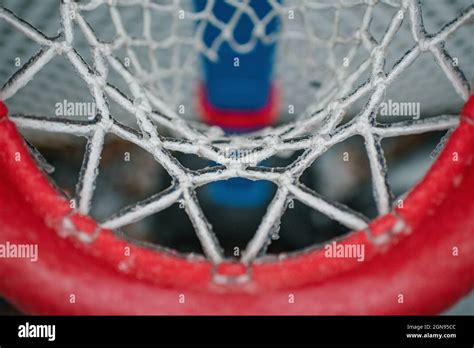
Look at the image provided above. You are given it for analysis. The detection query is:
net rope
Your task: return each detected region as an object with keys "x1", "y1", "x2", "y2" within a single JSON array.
[{"x1": 0, "y1": 0, "x2": 472, "y2": 265}]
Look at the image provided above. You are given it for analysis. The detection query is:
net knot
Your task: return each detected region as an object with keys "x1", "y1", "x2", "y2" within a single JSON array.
[
  {"x1": 133, "y1": 97, "x2": 152, "y2": 113},
  {"x1": 372, "y1": 74, "x2": 387, "y2": 88},
  {"x1": 179, "y1": 175, "x2": 193, "y2": 190},
  {"x1": 417, "y1": 38, "x2": 430, "y2": 52},
  {"x1": 222, "y1": 27, "x2": 233, "y2": 41},
  {"x1": 54, "y1": 41, "x2": 73, "y2": 54},
  {"x1": 99, "y1": 117, "x2": 114, "y2": 132},
  {"x1": 280, "y1": 171, "x2": 295, "y2": 186},
  {"x1": 254, "y1": 23, "x2": 265, "y2": 38}
]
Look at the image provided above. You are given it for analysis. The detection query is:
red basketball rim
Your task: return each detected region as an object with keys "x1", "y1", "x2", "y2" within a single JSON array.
[{"x1": 0, "y1": 97, "x2": 473, "y2": 315}]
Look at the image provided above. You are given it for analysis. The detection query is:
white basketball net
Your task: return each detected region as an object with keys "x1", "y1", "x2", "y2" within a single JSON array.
[{"x1": 0, "y1": 0, "x2": 472, "y2": 266}]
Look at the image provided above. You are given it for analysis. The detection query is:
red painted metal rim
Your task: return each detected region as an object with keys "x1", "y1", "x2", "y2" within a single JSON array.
[{"x1": 0, "y1": 98, "x2": 473, "y2": 314}]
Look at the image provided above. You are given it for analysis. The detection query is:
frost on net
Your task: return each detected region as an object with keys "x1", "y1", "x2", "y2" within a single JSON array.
[{"x1": 0, "y1": 0, "x2": 472, "y2": 265}]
